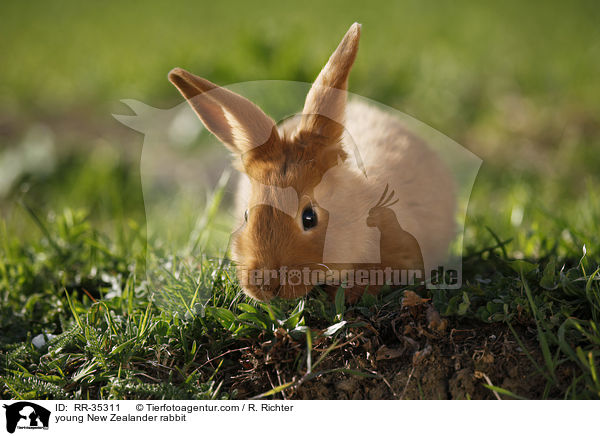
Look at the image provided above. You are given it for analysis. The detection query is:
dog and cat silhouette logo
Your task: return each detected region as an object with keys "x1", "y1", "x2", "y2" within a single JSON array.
[{"x1": 2, "y1": 402, "x2": 50, "y2": 433}]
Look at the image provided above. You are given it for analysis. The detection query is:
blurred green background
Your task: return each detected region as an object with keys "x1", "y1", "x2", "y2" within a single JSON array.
[
  {"x1": 2, "y1": 0, "x2": 600, "y2": 401},
  {"x1": 1, "y1": 0, "x2": 599, "y2": 260}
]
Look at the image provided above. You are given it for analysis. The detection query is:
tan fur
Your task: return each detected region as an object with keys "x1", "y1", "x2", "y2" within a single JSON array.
[{"x1": 169, "y1": 23, "x2": 455, "y2": 302}]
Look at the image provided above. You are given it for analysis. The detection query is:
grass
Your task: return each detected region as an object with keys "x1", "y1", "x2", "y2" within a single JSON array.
[
  {"x1": 1, "y1": 168, "x2": 599, "y2": 399},
  {"x1": 1, "y1": 0, "x2": 600, "y2": 399}
]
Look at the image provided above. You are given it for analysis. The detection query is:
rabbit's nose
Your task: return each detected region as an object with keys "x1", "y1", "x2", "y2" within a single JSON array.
[{"x1": 240, "y1": 267, "x2": 281, "y2": 301}]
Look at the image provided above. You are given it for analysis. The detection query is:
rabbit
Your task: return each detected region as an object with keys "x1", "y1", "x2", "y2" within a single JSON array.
[{"x1": 168, "y1": 23, "x2": 455, "y2": 302}]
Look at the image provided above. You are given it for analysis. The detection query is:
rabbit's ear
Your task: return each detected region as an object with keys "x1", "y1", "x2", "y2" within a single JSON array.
[
  {"x1": 298, "y1": 23, "x2": 361, "y2": 143},
  {"x1": 168, "y1": 68, "x2": 279, "y2": 154}
]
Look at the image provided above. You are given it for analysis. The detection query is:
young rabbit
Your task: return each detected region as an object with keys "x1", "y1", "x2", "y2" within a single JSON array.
[{"x1": 168, "y1": 23, "x2": 455, "y2": 302}]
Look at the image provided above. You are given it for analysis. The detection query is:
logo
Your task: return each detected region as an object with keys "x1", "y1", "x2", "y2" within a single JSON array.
[{"x1": 2, "y1": 402, "x2": 50, "y2": 434}]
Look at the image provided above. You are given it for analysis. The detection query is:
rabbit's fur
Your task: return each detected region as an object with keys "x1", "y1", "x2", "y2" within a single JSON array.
[{"x1": 169, "y1": 23, "x2": 455, "y2": 301}]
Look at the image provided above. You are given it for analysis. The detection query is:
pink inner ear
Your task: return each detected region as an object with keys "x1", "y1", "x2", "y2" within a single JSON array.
[
  {"x1": 169, "y1": 67, "x2": 278, "y2": 154},
  {"x1": 188, "y1": 93, "x2": 235, "y2": 146}
]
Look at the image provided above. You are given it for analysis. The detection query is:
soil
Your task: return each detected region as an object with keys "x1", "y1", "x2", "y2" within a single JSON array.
[{"x1": 229, "y1": 293, "x2": 571, "y2": 400}]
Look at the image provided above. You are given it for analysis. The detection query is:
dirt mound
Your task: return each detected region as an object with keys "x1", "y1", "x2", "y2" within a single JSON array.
[{"x1": 232, "y1": 292, "x2": 564, "y2": 399}]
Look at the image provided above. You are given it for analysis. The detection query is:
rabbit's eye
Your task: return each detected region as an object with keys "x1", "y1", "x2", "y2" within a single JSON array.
[
  {"x1": 244, "y1": 209, "x2": 249, "y2": 222},
  {"x1": 302, "y1": 207, "x2": 317, "y2": 230}
]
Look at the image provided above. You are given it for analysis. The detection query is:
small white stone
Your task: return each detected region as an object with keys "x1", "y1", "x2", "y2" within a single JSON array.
[{"x1": 32, "y1": 333, "x2": 57, "y2": 349}]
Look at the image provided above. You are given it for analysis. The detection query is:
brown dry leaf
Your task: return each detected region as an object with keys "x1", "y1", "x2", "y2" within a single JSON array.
[
  {"x1": 439, "y1": 319, "x2": 449, "y2": 332},
  {"x1": 412, "y1": 344, "x2": 432, "y2": 365},
  {"x1": 481, "y1": 352, "x2": 495, "y2": 364},
  {"x1": 401, "y1": 290, "x2": 430, "y2": 308},
  {"x1": 426, "y1": 305, "x2": 448, "y2": 332},
  {"x1": 376, "y1": 345, "x2": 404, "y2": 361},
  {"x1": 361, "y1": 336, "x2": 377, "y2": 353}
]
